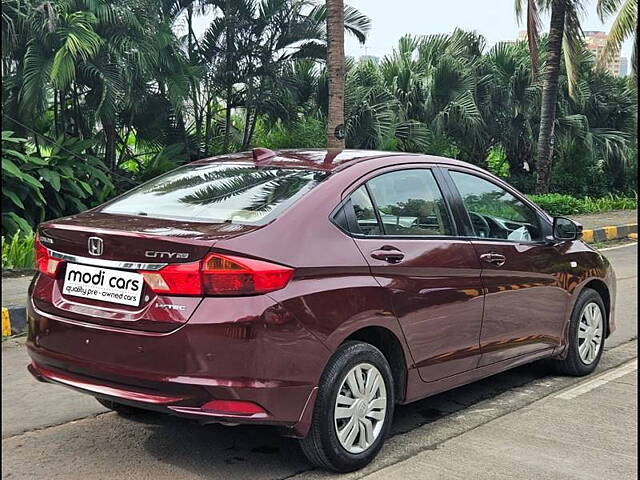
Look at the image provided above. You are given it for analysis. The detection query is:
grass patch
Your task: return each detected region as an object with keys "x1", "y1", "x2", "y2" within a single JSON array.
[{"x1": 2, "y1": 231, "x2": 35, "y2": 269}]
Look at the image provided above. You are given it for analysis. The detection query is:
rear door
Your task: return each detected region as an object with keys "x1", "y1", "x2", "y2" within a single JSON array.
[
  {"x1": 443, "y1": 168, "x2": 570, "y2": 366},
  {"x1": 340, "y1": 165, "x2": 485, "y2": 382}
]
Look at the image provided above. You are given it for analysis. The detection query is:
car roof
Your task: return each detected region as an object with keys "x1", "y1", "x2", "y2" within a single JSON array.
[{"x1": 190, "y1": 148, "x2": 480, "y2": 173}]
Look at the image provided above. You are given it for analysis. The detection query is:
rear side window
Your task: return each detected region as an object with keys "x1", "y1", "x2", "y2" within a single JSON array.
[
  {"x1": 351, "y1": 186, "x2": 382, "y2": 235},
  {"x1": 101, "y1": 163, "x2": 329, "y2": 224},
  {"x1": 343, "y1": 169, "x2": 454, "y2": 237}
]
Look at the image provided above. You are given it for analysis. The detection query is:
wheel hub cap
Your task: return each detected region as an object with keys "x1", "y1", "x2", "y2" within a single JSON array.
[
  {"x1": 333, "y1": 363, "x2": 387, "y2": 454},
  {"x1": 578, "y1": 302, "x2": 603, "y2": 365}
]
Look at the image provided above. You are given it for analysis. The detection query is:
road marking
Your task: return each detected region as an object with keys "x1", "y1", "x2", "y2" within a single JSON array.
[
  {"x1": 597, "y1": 242, "x2": 638, "y2": 252},
  {"x1": 555, "y1": 359, "x2": 637, "y2": 400}
]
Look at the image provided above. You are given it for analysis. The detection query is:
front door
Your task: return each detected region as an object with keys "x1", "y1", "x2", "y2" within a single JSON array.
[
  {"x1": 344, "y1": 167, "x2": 485, "y2": 382},
  {"x1": 446, "y1": 169, "x2": 570, "y2": 366}
]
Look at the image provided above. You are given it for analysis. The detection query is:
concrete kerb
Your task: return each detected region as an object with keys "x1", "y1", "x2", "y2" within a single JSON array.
[
  {"x1": 581, "y1": 223, "x2": 637, "y2": 243},
  {"x1": 2, "y1": 306, "x2": 27, "y2": 337}
]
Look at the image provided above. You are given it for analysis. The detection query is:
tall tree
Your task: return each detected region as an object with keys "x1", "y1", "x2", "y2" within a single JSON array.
[
  {"x1": 517, "y1": 0, "x2": 585, "y2": 193},
  {"x1": 326, "y1": 0, "x2": 345, "y2": 150},
  {"x1": 596, "y1": 0, "x2": 637, "y2": 78},
  {"x1": 514, "y1": 0, "x2": 541, "y2": 80}
]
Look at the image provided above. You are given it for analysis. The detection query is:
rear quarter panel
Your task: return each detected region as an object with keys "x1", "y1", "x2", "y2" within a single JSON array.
[{"x1": 214, "y1": 158, "x2": 417, "y2": 364}]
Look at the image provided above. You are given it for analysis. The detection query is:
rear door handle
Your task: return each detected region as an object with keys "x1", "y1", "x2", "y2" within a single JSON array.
[
  {"x1": 370, "y1": 246, "x2": 405, "y2": 264},
  {"x1": 480, "y1": 252, "x2": 506, "y2": 267}
]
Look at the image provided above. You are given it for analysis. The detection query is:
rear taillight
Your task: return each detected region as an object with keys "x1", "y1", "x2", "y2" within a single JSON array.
[
  {"x1": 34, "y1": 235, "x2": 62, "y2": 278},
  {"x1": 140, "y1": 253, "x2": 293, "y2": 296}
]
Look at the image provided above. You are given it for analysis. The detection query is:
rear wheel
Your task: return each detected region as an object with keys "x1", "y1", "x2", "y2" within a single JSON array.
[
  {"x1": 96, "y1": 398, "x2": 148, "y2": 416},
  {"x1": 299, "y1": 341, "x2": 394, "y2": 472},
  {"x1": 553, "y1": 288, "x2": 606, "y2": 376}
]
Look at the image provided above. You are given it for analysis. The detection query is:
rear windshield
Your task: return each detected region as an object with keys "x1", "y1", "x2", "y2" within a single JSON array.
[{"x1": 101, "y1": 163, "x2": 329, "y2": 224}]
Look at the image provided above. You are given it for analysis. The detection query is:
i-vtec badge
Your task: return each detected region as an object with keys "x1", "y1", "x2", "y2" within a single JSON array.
[
  {"x1": 156, "y1": 303, "x2": 186, "y2": 311},
  {"x1": 144, "y1": 251, "x2": 190, "y2": 259}
]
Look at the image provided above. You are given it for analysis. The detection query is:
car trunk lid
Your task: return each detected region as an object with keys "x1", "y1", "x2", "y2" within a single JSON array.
[{"x1": 34, "y1": 212, "x2": 262, "y2": 332}]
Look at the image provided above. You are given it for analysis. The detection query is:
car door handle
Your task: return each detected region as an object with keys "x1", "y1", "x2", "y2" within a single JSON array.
[
  {"x1": 480, "y1": 252, "x2": 506, "y2": 267},
  {"x1": 370, "y1": 246, "x2": 405, "y2": 264}
]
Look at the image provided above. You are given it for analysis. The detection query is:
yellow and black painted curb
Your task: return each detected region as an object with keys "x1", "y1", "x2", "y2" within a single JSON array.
[
  {"x1": 2, "y1": 306, "x2": 26, "y2": 337},
  {"x1": 581, "y1": 223, "x2": 637, "y2": 244}
]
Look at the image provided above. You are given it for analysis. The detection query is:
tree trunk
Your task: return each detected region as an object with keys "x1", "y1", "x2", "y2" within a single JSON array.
[
  {"x1": 103, "y1": 121, "x2": 117, "y2": 171},
  {"x1": 242, "y1": 80, "x2": 253, "y2": 149},
  {"x1": 326, "y1": 0, "x2": 345, "y2": 151},
  {"x1": 187, "y1": 5, "x2": 202, "y2": 150},
  {"x1": 53, "y1": 90, "x2": 60, "y2": 137},
  {"x1": 205, "y1": 98, "x2": 212, "y2": 155},
  {"x1": 223, "y1": 0, "x2": 234, "y2": 153},
  {"x1": 535, "y1": 0, "x2": 566, "y2": 194}
]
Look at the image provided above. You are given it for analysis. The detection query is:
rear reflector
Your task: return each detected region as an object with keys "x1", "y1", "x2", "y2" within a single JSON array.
[
  {"x1": 140, "y1": 253, "x2": 293, "y2": 296},
  {"x1": 34, "y1": 235, "x2": 62, "y2": 278},
  {"x1": 201, "y1": 400, "x2": 266, "y2": 416}
]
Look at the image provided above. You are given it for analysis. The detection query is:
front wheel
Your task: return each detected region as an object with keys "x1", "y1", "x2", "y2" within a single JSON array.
[
  {"x1": 299, "y1": 341, "x2": 395, "y2": 472},
  {"x1": 553, "y1": 288, "x2": 606, "y2": 376}
]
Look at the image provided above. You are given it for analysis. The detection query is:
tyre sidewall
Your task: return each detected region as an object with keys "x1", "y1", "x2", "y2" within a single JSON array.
[
  {"x1": 314, "y1": 342, "x2": 395, "y2": 472},
  {"x1": 567, "y1": 289, "x2": 606, "y2": 375}
]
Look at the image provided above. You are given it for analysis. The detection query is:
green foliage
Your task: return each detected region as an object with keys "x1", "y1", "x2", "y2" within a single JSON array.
[
  {"x1": 117, "y1": 144, "x2": 187, "y2": 188},
  {"x1": 253, "y1": 118, "x2": 326, "y2": 150},
  {"x1": 487, "y1": 147, "x2": 510, "y2": 178},
  {"x1": 1, "y1": 231, "x2": 35, "y2": 269},
  {"x1": 528, "y1": 193, "x2": 637, "y2": 216},
  {"x1": 2, "y1": 131, "x2": 114, "y2": 235}
]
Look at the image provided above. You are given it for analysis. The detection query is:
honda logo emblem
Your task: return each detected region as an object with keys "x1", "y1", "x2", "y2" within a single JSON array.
[{"x1": 88, "y1": 237, "x2": 103, "y2": 256}]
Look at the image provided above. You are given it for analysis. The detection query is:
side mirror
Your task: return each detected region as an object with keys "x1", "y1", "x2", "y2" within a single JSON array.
[{"x1": 553, "y1": 217, "x2": 582, "y2": 241}]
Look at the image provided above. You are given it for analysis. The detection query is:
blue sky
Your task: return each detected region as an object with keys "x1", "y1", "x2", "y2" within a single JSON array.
[{"x1": 344, "y1": 0, "x2": 633, "y2": 60}]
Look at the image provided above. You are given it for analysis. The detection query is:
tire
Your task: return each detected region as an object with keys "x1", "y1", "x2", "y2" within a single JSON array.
[
  {"x1": 553, "y1": 288, "x2": 606, "y2": 376},
  {"x1": 96, "y1": 398, "x2": 148, "y2": 416},
  {"x1": 299, "y1": 341, "x2": 395, "y2": 472}
]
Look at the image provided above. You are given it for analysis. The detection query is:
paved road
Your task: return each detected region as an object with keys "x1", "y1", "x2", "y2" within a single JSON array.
[
  {"x1": 1, "y1": 243, "x2": 637, "y2": 479},
  {"x1": 569, "y1": 209, "x2": 637, "y2": 230}
]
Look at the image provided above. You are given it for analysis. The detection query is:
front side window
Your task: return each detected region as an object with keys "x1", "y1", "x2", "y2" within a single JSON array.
[
  {"x1": 347, "y1": 169, "x2": 453, "y2": 237},
  {"x1": 449, "y1": 171, "x2": 541, "y2": 241}
]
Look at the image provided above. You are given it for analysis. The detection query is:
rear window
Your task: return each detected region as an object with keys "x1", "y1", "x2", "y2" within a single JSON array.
[{"x1": 101, "y1": 163, "x2": 329, "y2": 224}]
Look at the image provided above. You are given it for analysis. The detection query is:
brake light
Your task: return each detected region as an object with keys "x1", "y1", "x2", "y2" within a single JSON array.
[
  {"x1": 34, "y1": 235, "x2": 62, "y2": 278},
  {"x1": 140, "y1": 253, "x2": 293, "y2": 296}
]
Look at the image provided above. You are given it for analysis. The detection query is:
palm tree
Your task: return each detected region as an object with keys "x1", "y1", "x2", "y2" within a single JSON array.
[
  {"x1": 514, "y1": 0, "x2": 541, "y2": 80},
  {"x1": 597, "y1": 0, "x2": 637, "y2": 77},
  {"x1": 516, "y1": 0, "x2": 586, "y2": 193},
  {"x1": 197, "y1": 0, "x2": 369, "y2": 153},
  {"x1": 376, "y1": 32, "x2": 487, "y2": 160},
  {"x1": 480, "y1": 41, "x2": 539, "y2": 177},
  {"x1": 326, "y1": 0, "x2": 345, "y2": 151}
]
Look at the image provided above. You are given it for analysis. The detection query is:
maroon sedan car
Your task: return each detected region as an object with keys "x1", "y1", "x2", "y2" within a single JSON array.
[{"x1": 27, "y1": 149, "x2": 615, "y2": 472}]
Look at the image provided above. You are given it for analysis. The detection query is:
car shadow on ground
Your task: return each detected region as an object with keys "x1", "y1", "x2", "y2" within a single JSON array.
[{"x1": 131, "y1": 360, "x2": 556, "y2": 479}]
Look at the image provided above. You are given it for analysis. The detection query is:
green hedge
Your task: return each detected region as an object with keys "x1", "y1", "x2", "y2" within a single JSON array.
[{"x1": 528, "y1": 193, "x2": 637, "y2": 217}]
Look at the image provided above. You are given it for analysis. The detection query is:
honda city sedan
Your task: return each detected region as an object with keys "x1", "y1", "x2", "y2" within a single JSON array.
[{"x1": 26, "y1": 149, "x2": 616, "y2": 471}]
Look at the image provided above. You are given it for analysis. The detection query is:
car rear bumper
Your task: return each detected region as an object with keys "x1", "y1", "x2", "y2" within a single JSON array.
[{"x1": 26, "y1": 298, "x2": 328, "y2": 438}]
